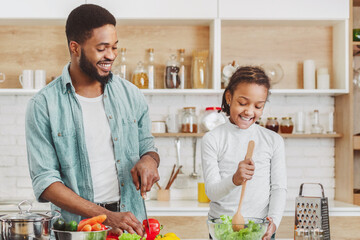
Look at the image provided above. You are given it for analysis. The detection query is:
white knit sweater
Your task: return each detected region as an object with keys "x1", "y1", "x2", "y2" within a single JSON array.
[{"x1": 201, "y1": 120, "x2": 287, "y2": 228}]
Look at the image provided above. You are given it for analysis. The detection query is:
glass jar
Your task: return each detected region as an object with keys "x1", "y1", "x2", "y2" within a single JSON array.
[
  {"x1": 191, "y1": 50, "x2": 209, "y2": 89},
  {"x1": 265, "y1": 117, "x2": 279, "y2": 133},
  {"x1": 131, "y1": 61, "x2": 148, "y2": 89},
  {"x1": 112, "y1": 48, "x2": 127, "y2": 80},
  {"x1": 280, "y1": 117, "x2": 294, "y2": 133},
  {"x1": 181, "y1": 107, "x2": 198, "y2": 133},
  {"x1": 200, "y1": 107, "x2": 226, "y2": 132},
  {"x1": 255, "y1": 117, "x2": 265, "y2": 127},
  {"x1": 165, "y1": 54, "x2": 180, "y2": 89}
]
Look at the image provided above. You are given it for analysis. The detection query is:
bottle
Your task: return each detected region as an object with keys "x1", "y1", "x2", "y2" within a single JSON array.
[
  {"x1": 181, "y1": 107, "x2": 197, "y2": 133},
  {"x1": 178, "y1": 49, "x2": 186, "y2": 89},
  {"x1": 131, "y1": 61, "x2": 148, "y2": 89},
  {"x1": 280, "y1": 117, "x2": 294, "y2": 133},
  {"x1": 113, "y1": 48, "x2": 128, "y2": 80},
  {"x1": 165, "y1": 54, "x2": 180, "y2": 89},
  {"x1": 311, "y1": 110, "x2": 323, "y2": 134},
  {"x1": 265, "y1": 117, "x2": 279, "y2": 133},
  {"x1": 147, "y1": 48, "x2": 155, "y2": 89},
  {"x1": 191, "y1": 50, "x2": 209, "y2": 89}
]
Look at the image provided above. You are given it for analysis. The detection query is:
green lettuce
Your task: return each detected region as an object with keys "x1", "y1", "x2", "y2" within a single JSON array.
[
  {"x1": 118, "y1": 233, "x2": 145, "y2": 240},
  {"x1": 214, "y1": 215, "x2": 265, "y2": 240}
]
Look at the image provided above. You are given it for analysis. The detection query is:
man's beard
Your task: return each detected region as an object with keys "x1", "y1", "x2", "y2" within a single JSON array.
[{"x1": 79, "y1": 49, "x2": 111, "y2": 85}]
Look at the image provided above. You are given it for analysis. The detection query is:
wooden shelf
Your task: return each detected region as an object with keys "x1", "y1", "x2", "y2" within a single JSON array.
[
  {"x1": 354, "y1": 135, "x2": 360, "y2": 150},
  {"x1": 153, "y1": 133, "x2": 342, "y2": 138}
]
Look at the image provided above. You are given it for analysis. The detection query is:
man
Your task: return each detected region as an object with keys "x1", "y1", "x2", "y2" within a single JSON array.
[{"x1": 25, "y1": 4, "x2": 159, "y2": 236}]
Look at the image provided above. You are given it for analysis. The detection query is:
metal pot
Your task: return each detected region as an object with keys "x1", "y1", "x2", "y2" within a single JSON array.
[{"x1": 0, "y1": 200, "x2": 60, "y2": 240}]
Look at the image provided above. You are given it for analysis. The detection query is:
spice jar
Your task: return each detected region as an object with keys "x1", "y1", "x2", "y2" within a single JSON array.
[
  {"x1": 280, "y1": 117, "x2": 294, "y2": 133},
  {"x1": 181, "y1": 107, "x2": 198, "y2": 133},
  {"x1": 165, "y1": 54, "x2": 180, "y2": 89},
  {"x1": 200, "y1": 107, "x2": 226, "y2": 132},
  {"x1": 265, "y1": 117, "x2": 279, "y2": 133},
  {"x1": 131, "y1": 61, "x2": 148, "y2": 89}
]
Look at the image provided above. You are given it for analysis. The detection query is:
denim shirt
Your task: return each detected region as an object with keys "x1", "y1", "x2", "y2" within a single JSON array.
[{"x1": 25, "y1": 63, "x2": 157, "y2": 223}]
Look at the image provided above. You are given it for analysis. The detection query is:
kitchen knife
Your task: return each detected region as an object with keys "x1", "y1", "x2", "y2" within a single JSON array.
[{"x1": 142, "y1": 195, "x2": 151, "y2": 234}]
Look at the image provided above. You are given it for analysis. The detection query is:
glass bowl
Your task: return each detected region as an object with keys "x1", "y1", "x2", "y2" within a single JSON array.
[
  {"x1": 207, "y1": 217, "x2": 268, "y2": 240},
  {"x1": 260, "y1": 63, "x2": 284, "y2": 86},
  {"x1": 51, "y1": 227, "x2": 111, "y2": 240}
]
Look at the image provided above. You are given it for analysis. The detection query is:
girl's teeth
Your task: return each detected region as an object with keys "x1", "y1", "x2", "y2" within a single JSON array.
[{"x1": 241, "y1": 116, "x2": 252, "y2": 121}]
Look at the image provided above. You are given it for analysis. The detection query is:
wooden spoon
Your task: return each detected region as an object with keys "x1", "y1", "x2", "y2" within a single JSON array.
[{"x1": 232, "y1": 140, "x2": 255, "y2": 231}]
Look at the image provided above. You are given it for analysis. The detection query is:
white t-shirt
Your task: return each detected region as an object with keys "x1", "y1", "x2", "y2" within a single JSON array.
[
  {"x1": 76, "y1": 93, "x2": 120, "y2": 203},
  {"x1": 201, "y1": 120, "x2": 287, "y2": 228}
]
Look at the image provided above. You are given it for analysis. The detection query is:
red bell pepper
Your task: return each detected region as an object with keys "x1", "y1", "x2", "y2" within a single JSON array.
[{"x1": 143, "y1": 218, "x2": 162, "y2": 240}]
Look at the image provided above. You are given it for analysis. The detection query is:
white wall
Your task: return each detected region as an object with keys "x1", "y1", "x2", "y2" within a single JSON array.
[{"x1": 0, "y1": 94, "x2": 335, "y2": 201}]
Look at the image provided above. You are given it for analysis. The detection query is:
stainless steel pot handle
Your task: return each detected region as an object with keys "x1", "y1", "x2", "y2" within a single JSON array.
[
  {"x1": 46, "y1": 210, "x2": 61, "y2": 220},
  {"x1": 18, "y1": 200, "x2": 32, "y2": 213}
]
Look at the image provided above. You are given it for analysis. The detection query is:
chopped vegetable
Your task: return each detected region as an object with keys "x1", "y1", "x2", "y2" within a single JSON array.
[
  {"x1": 143, "y1": 218, "x2": 162, "y2": 240},
  {"x1": 118, "y1": 233, "x2": 145, "y2": 240},
  {"x1": 214, "y1": 215, "x2": 264, "y2": 240}
]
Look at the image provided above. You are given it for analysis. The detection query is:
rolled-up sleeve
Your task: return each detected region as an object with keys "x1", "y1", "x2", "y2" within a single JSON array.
[
  {"x1": 25, "y1": 97, "x2": 63, "y2": 202},
  {"x1": 136, "y1": 93, "x2": 157, "y2": 157}
]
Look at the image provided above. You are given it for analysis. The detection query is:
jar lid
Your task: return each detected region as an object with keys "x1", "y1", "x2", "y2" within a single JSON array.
[
  {"x1": 0, "y1": 200, "x2": 55, "y2": 222},
  {"x1": 183, "y1": 107, "x2": 195, "y2": 109},
  {"x1": 149, "y1": 48, "x2": 154, "y2": 53},
  {"x1": 205, "y1": 107, "x2": 221, "y2": 111},
  {"x1": 179, "y1": 49, "x2": 185, "y2": 53},
  {"x1": 282, "y1": 117, "x2": 292, "y2": 120},
  {"x1": 267, "y1": 117, "x2": 277, "y2": 120}
]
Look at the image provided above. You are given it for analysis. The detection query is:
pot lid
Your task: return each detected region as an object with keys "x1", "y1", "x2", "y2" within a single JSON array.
[{"x1": 0, "y1": 200, "x2": 53, "y2": 222}]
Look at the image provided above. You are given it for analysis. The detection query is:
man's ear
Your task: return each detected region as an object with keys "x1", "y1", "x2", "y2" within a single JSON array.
[{"x1": 69, "y1": 41, "x2": 80, "y2": 57}]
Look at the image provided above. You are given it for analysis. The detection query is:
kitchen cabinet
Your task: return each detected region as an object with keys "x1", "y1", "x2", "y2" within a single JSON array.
[
  {"x1": 88, "y1": 0, "x2": 217, "y2": 19},
  {"x1": 219, "y1": 0, "x2": 348, "y2": 20},
  {"x1": 0, "y1": 0, "x2": 83, "y2": 20}
]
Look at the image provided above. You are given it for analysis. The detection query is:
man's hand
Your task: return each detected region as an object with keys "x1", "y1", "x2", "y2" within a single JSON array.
[
  {"x1": 105, "y1": 211, "x2": 144, "y2": 236},
  {"x1": 232, "y1": 157, "x2": 255, "y2": 186},
  {"x1": 131, "y1": 153, "x2": 160, "y2": 197},
  {"x1": 262, "y1": 217, "x2": 276, "y2": 240}
]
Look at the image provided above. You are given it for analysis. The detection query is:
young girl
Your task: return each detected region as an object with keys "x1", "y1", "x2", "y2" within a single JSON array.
[{"x1": 201, "y1": 66, "x2": 287, "y2": 240}]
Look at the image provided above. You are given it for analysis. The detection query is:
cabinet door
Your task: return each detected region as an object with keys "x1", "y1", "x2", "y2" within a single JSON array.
[
  {"x1": 0, "y1": 0, "x2": 84, "y2": 19},
  {"x1": 219, "y1": 0, "x2": 349, "y2": 19},
  {"x1": 88, "y1": 0, "x2": 217, "y2": 19}
]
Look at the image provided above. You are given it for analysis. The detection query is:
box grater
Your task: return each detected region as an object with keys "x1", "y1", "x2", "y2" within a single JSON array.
[{"x1": 294, "y1": 183, "x2": 330, "y2": 240}]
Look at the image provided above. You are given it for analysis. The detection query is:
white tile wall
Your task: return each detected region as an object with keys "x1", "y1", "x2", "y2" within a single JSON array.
[{"x1": 0, "y1": 94, "x2": 335, "y2": 202}]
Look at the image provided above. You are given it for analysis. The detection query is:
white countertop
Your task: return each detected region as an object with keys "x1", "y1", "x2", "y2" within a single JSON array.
[{"x1": 1, "y1": 199, "x2": 359, "y2": 216}]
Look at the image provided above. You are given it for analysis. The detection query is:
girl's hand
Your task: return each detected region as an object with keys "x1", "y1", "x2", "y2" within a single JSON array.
[
  {"x1": 262, "y1": 217, "x2": 276, "y2": 240},
  {"x1": 232, "y1": 158, "x2": 255, "y2": 185}
]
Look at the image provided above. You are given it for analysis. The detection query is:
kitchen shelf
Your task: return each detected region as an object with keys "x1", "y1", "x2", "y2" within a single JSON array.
[
  {"x1": 354, "y1": 135, "x2": 360, "y2": 150},
  {"x1": 153, "y1": 132, "x2": 342, "y2": 138}
]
